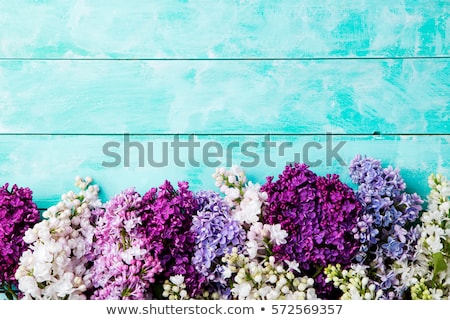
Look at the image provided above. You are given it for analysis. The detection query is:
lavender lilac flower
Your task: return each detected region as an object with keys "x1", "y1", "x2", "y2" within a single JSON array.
[
  {"x1": 348, "y1": 155, "x2": 423, "y2": 299},
  {"x1": 191, "y1": 190, "x2": 245, "y2": 297},
  {"x1": 262, "y1": 163, "x2": 361, "y2": 297},
  {"x1": 0, "y1": 183, "x2": 40, "y2": 298}
]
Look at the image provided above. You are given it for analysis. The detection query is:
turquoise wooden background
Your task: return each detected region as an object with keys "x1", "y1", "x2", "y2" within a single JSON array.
[{"x1": 0, "y1": 0, "x2": 448, "y2": 210}]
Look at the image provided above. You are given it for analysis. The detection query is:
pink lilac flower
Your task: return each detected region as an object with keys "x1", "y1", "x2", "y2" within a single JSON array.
[{"x1": 90, "y1": 188, "x2": 161, "y2": 300}]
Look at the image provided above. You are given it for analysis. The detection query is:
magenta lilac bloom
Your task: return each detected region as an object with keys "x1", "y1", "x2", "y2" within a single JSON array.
[
  {"x1": 0, "y1": 183, "x2": 40, "y2": 291},
  {"x1": 261, "y1": 163, "x2": 361, "y2": 297},
  {"x1": 141, "y1": 180, "x2": 204, "y2": 297}
]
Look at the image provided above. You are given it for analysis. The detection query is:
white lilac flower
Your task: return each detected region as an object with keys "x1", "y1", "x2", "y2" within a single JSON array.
[
  {"x1": 324, "y1": 264, "x2": 383, "y2": 300},
  {"x1": 162, "y1": 275, "x2": 189, "y2": 300},
  {"x1": 170, "y1": 275, "x2": 185, "y2": 286},
  {"x1": 162, "y1": 275, "x2": 220, "y2": 300},
  {"x1": 232, "y1": 282, "x2": 252, "y2": 300},
  {"x1": 267, "y1": 224, "x2": 288, "y2": 245},
  {"x1": 15, "y1": 177, "x2": 101, "y2": 300},
  {"x1": 245, "y1": 222, "x2": 287, "y2": 259},
  {"x1": 213, "y1": 167, "x2": 267, "y2": 226},
  {"x1": 223, "y1": 250, "x2": 317, "y2": 300},
  {"x1": 408, "y1": 174, "x2": 450, "y2": 299}
]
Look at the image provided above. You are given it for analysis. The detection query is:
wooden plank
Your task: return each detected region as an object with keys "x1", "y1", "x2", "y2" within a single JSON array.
[
  {"x1": 0, "y1": 134, "x2": 448, "y2": 208},
  {"x1": 0, "y1": 59, "x2": 448, "y2": 135},
  {"x1": 0, "y1": 0, "x2": 447, "y2": 59}
]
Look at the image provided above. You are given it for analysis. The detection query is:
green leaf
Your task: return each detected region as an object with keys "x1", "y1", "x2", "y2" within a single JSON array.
[
  {"x1": 5, "y1": 291, "x2": 14, "y2": 300},
  {"x1": 432, "y1": 252, "x2": 447, "y2": 278}
]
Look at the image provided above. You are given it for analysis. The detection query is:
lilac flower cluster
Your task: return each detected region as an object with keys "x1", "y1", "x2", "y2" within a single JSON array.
[
  {"x1": 409, "y1": 173, "x2": 450, "y2": 299},
  {"x1": 262, "y1": 163, "x2": 361, "y2": 297},
  {"x1": 16, "y1": 177, "x2": 101, "y2": 300},
  {"x1": 7, "y1": 158, "x2": 450, "y2": 301},
  {"x1": 348, "y1": 155, "x2": 423, "y2": 299},
  {"x1": 90, "y1": 188, "x2": 161, "y2": 300},
  {"x1": 191, "y1": 190, "x2": 245, "y2": 297},
  {"x1": 141, "y1": 181, "x2": 203, "y2": 297},
  {"x1": 0, "y1": 183, "x2": 40, "y2": 296}
]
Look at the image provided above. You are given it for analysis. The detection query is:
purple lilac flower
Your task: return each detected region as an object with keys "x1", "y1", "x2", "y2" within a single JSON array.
[
  {"x1": 349, "y1": 155, "x2": 423, "y2": 299},
  {"x1": 90, "y1": 188, "x2": 161, "y2": 300},
  {"x1": 0, "y1": 183, "x2": 40, "y2": 296},
  {"x1": 141, "y1": 181, "x2": 204, "y2": 297},
  {"x1": 262, "y1": 163, "x2": 361, "y2": 298},
  {"x1": 192, "y1": 190, "x2": 246, "y2": 297}
]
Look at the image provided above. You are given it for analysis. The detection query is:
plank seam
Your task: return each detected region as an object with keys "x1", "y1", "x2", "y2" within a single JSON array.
[
  {"x1": 0, "y1": 133, "x2": 449, "y2": 136},
  {"x1": 0, "y1": 57, "x2": 449, "y2": 61}
]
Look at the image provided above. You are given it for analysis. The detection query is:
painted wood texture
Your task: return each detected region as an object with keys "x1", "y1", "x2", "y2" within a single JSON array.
[
  {"x1": 0, "y1": 0, "x2": 448, "y2": 58},
  {"x1": 0, "y1": 134, "x2": 448, "y2": 209},
  {"x1": 0, "y1": 59, "x2": 448, "y2": 135},
  {"x1": 0, "y1": 2, "x2": 448, "y2": 207}
]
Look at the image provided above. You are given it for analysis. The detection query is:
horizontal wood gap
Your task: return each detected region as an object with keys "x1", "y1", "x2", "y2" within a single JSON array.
[
  {"x1": 1, "y1": 133, "x2": 449, "y2": 136},
  {"x1": 0, "y1": 57, "x2": 449, "y2": 61}
]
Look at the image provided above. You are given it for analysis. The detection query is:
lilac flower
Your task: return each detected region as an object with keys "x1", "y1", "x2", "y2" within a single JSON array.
[
  {"x1": 348, "y1": 155, "x2": 423, "y2": 299},
  {"x1": 16, "y1": 177, "x2": 101, "y2": 300},
  {"x1": 191, "y1": 190, "x2": 245, "y2": 297},
  {"x1": 409, "y1": 173, "x2": 450, "y2": 299},
  {"x1": 141, "y1": 180, "x2": 204, "y2": 297},
  {"x1": 381, "y1": 237, "x2": 404, "y2": 259},
  {"x1": 262, "y1": 163, "x2": 361, "y2": 298},
  {"x1": 0, "y1": 183, "x2": 40, "y2": 298},
  {"x1": 90, "y1": 188, "x2": 161, "y2": 300},
  {"x1": 212, "y1": 166, "x2": 267, "y2": 225}
]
